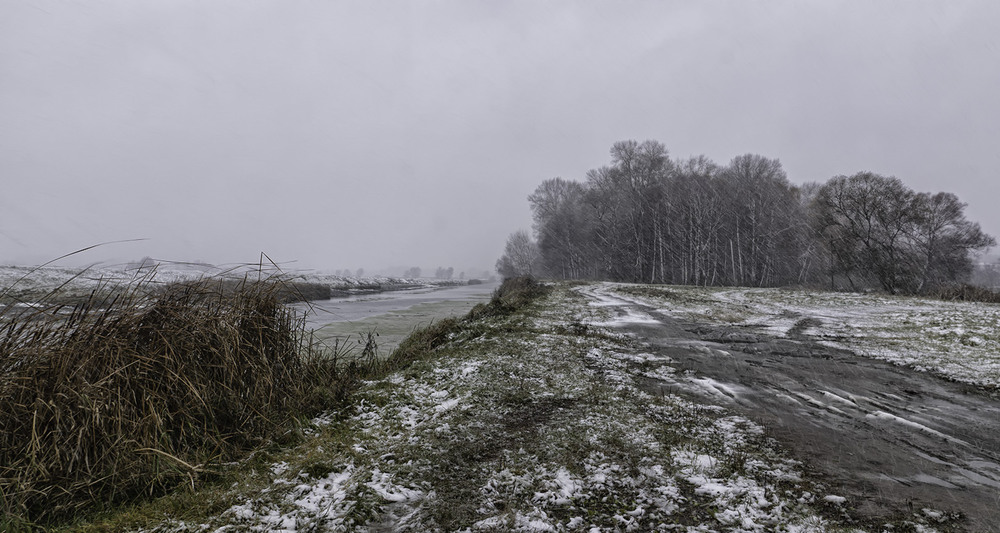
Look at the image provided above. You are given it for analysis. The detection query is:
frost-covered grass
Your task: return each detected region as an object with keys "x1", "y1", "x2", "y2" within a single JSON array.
[
  {"x1": 0, "y1": 264, "x2": 417, "y2": 293},
  {"x1": 610, "y1": 284, "x2": 1000, "y2": 390},
  {"x1": 0, "y1": 264, "x2": 454, "y2": 309},
  {"x1": 79, "y1": 283, "x2": 932, "y2": 532},
  {"x1": 0, "y1": 264, "x2": 203, "y2": 302}
]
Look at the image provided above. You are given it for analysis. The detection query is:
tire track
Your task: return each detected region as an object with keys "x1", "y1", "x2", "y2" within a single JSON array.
[{"x1": 580, "y1": 284, "x2": 1000, "y2": 531}]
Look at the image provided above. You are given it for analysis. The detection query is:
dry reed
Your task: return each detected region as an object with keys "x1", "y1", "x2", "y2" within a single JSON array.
[
  {"x1": 0, "y1": 274, "x2": 346, "y2": 524},
  {"x1": 933, "y1": 283, "x2": 1000, "y2": 304}
]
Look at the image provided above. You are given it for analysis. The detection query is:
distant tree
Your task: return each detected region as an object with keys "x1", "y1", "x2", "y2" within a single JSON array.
[
  {"x1": 793, "y1": 181, "x2": 829, "y2": 284},
  {"x1": 529, "y1": 178, "x2": 595, "y2": 280},
  {"x1": 666, "y1": 155, "x2": 723, "y2": 285},
  {"x1": 814, "y1": 173, "x2": 917, "y2": 293},
  {"x1": 496, "y1": 230, "x2": 540, "y2": 278},
  {"x1": 972, "y1": 259, "x2": 1000, "y2": 288},
  {"x1": 403, "y1": 266, "x2": 422, "y2": 278},
  {"x1": 515, "y1": 139, "x2": 994, "y2": 295},
  {"x1": 718, "y1": 154, "x2": 806, "y2": 287},
  {"x1": 434, "y1": 266, "x2": 454, "y2": 279},
  {"x1": 813, "y1": 173, "x2": 993, "y2": 294},
  {"x1": 909, "y1": 192, "x2": 995, "y2": 291},
  {"x1": 126, "y1": 256, "x2": 157, "y2": 272},
  {"x1": 586, "y1": 140, "x2": 673, "y2": 282},
  {"x1": 355, "y1": 268, "x2": 365, "y2": 278}
]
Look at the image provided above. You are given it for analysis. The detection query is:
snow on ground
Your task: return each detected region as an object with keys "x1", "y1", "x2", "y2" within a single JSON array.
[
  {"x1": 604, "y1": 283, "x2": 1000, "y2": 389},
  {"x1": 138, "y1": 284, "x2": 963, "y2": 532},
  {"x1": 0, "y1": 263, "x2": 437, "y2": 304},
  {"x1": 0, "y1": 264, "x2": 206, "y2": 295}
]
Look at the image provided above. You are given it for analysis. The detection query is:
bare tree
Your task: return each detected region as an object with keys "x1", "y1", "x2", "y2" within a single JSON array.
[
  {"x1": 496, "y1": 230, "x2": 540, "y2": 279},
  {"x1": 812, "y1": 173, "x2": 993, "y2": 294},
  {"x1": 528, "y1": 178, "x2": 595, "y2": 279},
  {"x1": 814, "y1": 173, "x2": 916, "y2": 293},
  {"x1": 718, "y1": 154, "x2": 805, "y2": 287},
  {"x1": 909, "y1": 192, "x2": 995, "y2": 291},
  {"x1": 516, "y1": 140, "x2": 993, "y2": 295},
  {"x1": 668, "y1": 155, "x2": 723, "y2": 285},
  {"x1": 586, "y1": 140, "x2": 673, "y2": 282}
]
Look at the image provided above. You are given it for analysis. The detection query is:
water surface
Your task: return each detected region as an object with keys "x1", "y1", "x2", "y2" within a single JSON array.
[{"x1": 290, "y1": 282, "x2": 499, "y2": 357}]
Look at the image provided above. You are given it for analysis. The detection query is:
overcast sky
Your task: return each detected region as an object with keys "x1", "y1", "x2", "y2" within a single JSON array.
[{"x1": 2, "y1": 1, "x2": 999, "y2": 274}]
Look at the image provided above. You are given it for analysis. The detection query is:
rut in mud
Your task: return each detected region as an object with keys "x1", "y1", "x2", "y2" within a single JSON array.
[{"x1": 582, "y1": 286, "x2": 1000, "y2": 532}]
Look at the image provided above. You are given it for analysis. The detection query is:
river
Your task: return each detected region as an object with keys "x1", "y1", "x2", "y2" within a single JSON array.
[{"x1": 288, "y1": 281, "x2": 500, "y2": 357}]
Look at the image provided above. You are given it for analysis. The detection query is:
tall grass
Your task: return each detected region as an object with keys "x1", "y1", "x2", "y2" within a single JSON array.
[{"x1": 0, "y1": 274, "x2": 349, "y2": 525}]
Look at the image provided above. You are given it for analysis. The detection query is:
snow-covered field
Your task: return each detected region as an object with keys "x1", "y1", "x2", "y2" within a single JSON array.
[
  {"x1": 0, "y1": 264, "x2": 200, "y2": 293},
  {"x1": 609, "y1": 284, "x2": 1000, "y2": 390},
  {"x1": 0, "y1": 263, "x2": 438, "y2": 303},
  {"x1": 139, "y1": 283, "x2": 954, "y2": 532}
]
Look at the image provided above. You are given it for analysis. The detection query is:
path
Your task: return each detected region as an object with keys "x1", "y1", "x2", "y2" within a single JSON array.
[{"x1": 579, "y1": 284, "x2": 1000, "y2": 532}]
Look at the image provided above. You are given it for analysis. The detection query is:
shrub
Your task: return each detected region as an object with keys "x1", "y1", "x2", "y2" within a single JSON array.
[{"x1": 467, "y1": 276, "x2": 549, "y2": 320}]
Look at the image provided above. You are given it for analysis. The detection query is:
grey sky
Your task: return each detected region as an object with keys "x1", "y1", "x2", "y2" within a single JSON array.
[{"x1": 2, "y1": 1, "x2": 998, "y2": 273}]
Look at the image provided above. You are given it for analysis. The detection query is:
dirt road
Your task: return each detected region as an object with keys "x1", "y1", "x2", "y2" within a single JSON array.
[{"x1": 581, "y1": 285, "x2": 1000, "y2": 532}]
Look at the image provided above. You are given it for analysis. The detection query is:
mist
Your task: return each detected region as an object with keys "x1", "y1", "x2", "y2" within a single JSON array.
[{"x1": 3, "y1": 1, "x2": 999, "y2": 274}]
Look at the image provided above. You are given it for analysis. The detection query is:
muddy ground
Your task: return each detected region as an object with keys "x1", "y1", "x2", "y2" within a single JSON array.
[{"x1": 600, "y1": 295, "x2": 1000, "y2": 532}]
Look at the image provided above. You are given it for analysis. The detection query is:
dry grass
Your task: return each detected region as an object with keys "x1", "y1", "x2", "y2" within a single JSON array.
[
  {"x1": 0, "y1": 274, "x2": 352, "y2": 526},
  {"x1": 467, "y1": 276, "x2": 549, "y2": 320},
  {"x1": 933, "y1": 283, "x2": 1000, "y2": 304}
]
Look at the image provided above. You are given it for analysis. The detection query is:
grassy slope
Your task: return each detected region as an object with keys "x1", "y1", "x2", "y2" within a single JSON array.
[{"x1": 69, "y1": 282, "x2": 958, "y2": 532}]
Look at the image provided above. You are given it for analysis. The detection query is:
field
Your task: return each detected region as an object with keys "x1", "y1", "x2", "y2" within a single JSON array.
[{"x1": 0, "y1": 264, "x2": 446, "y2": 303}]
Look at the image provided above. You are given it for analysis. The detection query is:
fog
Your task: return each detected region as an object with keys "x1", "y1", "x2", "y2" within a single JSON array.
[{"x1": 3, "y1": 1, "x2": 999, "y2": 274}]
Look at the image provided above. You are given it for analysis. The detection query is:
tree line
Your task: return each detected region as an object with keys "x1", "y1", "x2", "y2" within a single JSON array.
[{"x1": 497, "y1": 140, "x2": 994, "y2": 295}]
